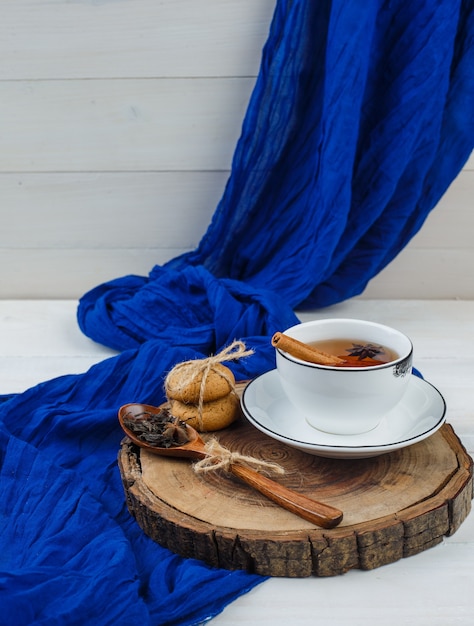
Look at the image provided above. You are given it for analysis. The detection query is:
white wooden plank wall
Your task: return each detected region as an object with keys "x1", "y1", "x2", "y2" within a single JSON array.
[{"x1": 1, "y1": 0, "x2": 472, "y2": 299}]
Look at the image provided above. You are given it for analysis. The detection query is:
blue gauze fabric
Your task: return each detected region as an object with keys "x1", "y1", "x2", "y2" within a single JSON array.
[{"x1": 1, "y1": 1, "x2": 473, "y2": 625}]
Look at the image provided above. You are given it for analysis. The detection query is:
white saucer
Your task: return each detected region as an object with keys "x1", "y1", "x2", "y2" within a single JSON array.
[{"x1": 240, "y1": 369, "x2": 446, "y2": 459}]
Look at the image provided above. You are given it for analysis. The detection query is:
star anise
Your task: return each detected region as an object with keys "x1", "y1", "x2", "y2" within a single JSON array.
[{"x1": 346, "y1": 343, "x2": 383, "y2": 361}]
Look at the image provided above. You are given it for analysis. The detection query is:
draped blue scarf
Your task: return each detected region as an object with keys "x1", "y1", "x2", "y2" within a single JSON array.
[{"x1": 1, "y1": 2, "x2": 473, "y2": 625}]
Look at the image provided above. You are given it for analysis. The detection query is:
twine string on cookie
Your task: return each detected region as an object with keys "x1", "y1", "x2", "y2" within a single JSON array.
[
  {"x1": 193, "y1": 438, "x2": 285, "y2": 476},
  {"x1": 164, "y1": 340, "x2": 254, "y2": 430}
]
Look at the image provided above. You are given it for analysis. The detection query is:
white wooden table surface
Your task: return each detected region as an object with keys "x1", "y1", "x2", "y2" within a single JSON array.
[{"x1": 1, "y1": 299, "x2": 473, "y2": 626}]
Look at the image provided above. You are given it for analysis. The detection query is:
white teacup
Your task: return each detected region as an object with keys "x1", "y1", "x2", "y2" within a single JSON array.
[{"x1": 274, "y1": 318, "x2": 413, "y2": 435}]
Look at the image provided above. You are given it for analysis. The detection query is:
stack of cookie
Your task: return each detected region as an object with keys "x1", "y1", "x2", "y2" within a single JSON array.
[{"x1": 165, "y1": 362, "x2": 239, "y2": 432}]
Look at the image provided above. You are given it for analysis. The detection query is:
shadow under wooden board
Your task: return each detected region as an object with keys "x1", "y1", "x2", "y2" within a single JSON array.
[{"x1": 118, "y1": 392, "x2": 473, "y2": 578}]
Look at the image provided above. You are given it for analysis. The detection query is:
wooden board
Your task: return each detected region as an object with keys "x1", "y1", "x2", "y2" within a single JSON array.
[{"x1": 118, "y1": 409, "x2": 473, "y2": 577}]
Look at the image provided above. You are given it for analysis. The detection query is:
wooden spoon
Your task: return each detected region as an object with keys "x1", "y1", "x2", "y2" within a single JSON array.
[{"x1": 118, "y1": 403, "x2": 343, "y2": 529}]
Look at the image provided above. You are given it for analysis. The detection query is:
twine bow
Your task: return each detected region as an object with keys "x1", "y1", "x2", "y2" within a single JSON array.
[
  {"x1": 193, "y1": 438, "x2": 285, "y2": 476},
  {"x1": 165, "y1": 340, "x2": 255, "y2": 430}
]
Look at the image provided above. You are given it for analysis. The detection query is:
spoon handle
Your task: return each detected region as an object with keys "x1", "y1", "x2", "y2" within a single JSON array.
[{"x1": 229, "y1": 464, "x2": 343, "y2": 529}]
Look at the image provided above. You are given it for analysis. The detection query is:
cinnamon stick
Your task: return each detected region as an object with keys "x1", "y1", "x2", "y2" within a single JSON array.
[{"x1": 271, "y1": 332, "x2": 346, "y2": 366}]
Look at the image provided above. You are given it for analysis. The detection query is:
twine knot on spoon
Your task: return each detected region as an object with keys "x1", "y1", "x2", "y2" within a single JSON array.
[{"x1": 193, "y1": 437, "x2": 285, "y2": 476}]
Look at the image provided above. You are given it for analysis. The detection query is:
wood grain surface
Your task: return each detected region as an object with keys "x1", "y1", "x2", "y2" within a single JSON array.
[
  {"x1": 0, "y1": 0, "x2": 472, "y2": 299},
  {"x1": 2, "y1": 300, "x2": 474, "y2": 623},
  {"x1": 118, "y1": 414, "x2": 472, "y2": 577}
]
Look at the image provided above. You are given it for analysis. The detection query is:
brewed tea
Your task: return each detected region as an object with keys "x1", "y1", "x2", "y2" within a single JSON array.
[{"x1": 308, "y1": 338, "x2": 398, "y2": 367}]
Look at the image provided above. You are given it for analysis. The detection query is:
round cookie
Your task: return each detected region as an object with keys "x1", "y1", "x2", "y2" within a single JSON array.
[
  {"x1": 166, "y1": 362, "x2": 235, "y2": 404},
  {"x1": 169, "y1": 393, "x2": 239, "y2": 432}
]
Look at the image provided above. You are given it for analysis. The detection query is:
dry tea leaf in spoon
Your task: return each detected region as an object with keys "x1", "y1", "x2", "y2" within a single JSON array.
[{"x1": 121, "y1": 408, "x2": 190, "y2": 448}]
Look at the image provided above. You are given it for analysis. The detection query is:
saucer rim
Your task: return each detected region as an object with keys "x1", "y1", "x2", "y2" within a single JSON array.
[{"x1": 240, "y1": 370, "x2": 446, "y2": 452}]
